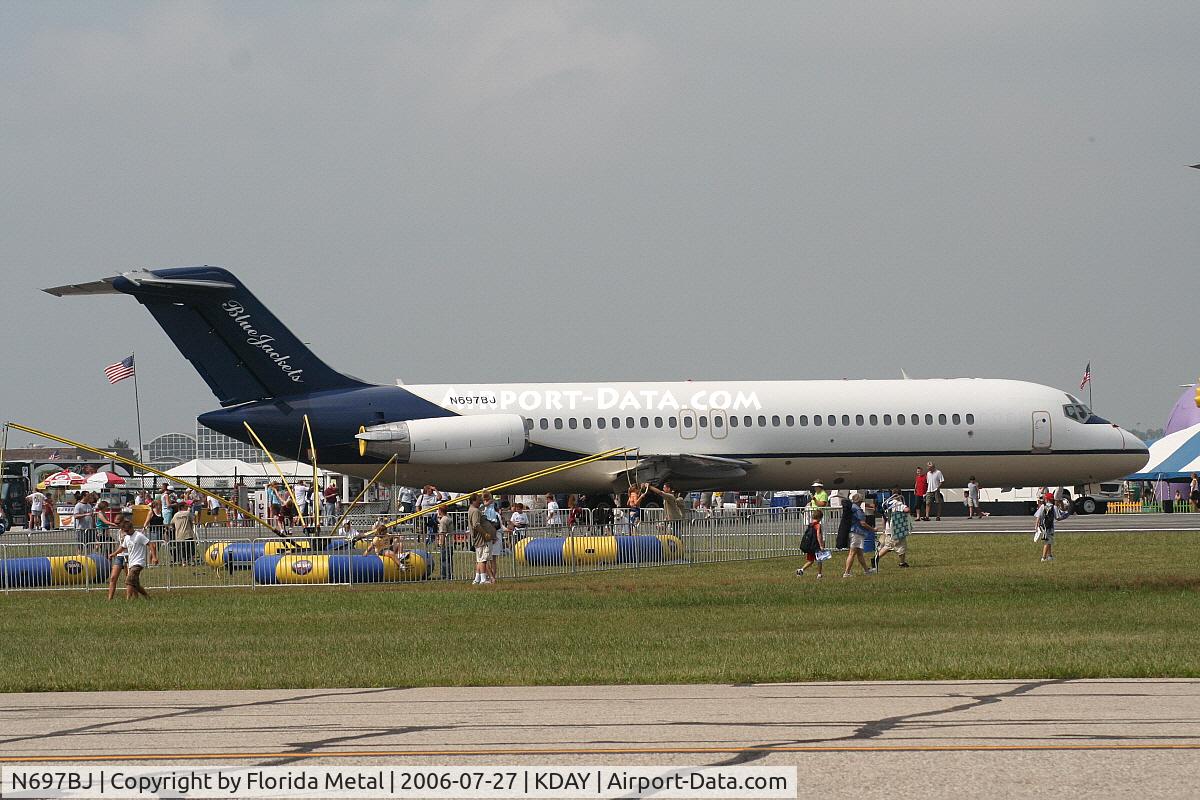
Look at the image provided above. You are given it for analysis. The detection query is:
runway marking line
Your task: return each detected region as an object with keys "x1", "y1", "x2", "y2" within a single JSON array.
[{"x1": 4, "y1": 743, "x2": 1200, "y2": 762}]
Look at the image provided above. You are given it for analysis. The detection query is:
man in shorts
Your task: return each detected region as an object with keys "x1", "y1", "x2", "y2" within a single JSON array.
[
  {"x1": 925, "y1": 461, "x2": 945, "y2": 521},
  {"x1": 468, "y1": 494, "x2": 495, "y2": 585},
  {"x1": 26, "y1": 488, "x2": 47, "y2": 531},
  {"x1": 842, "y1": 493, "x2": 878, "y2": 578},
  {"x1": 110, "y1": 518, "x2": 158, "y2": 599}
]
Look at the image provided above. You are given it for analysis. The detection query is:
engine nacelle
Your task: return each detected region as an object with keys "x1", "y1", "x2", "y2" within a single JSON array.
[{"x1": 356, "y1": 413, "x2": 528, "y2": 464}]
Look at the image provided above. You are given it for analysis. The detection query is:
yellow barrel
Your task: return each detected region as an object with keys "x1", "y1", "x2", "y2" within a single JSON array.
[
  {"x1": 203, "y1": 542, "x2": 228, "y2": 569},
  {"x1": 48, "y1": 555, "x2": 101, "y2": 584},
  {"x1": 565, "y1": 536, "x2": 618, "y2": 566},
  {"x1": 657, "y1": 534, "x2": 685, "y2": 560},
  {"x1": 274, "y1": 553, "x2": 331, "y2": 584}
]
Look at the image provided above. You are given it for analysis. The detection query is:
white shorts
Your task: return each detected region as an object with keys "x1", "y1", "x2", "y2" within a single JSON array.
[
  {"x1": 474, "y1": 544, "x2": 492, "y2": 563},
  {"x1": 850, "y1": 532, "x2": 865, "y2": 550}
]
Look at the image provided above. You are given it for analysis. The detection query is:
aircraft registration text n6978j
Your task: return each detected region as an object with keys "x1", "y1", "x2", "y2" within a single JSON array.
[{"x1": 45, "y1": 267, "x2": 1149, "y2": 493}]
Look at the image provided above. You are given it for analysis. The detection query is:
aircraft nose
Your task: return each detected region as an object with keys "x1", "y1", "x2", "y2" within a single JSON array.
[
  {"x1": 1120, "y1": 427, "x2": 1149, "y2": 454},
  {"x1": 1114, "y1": 427, "x2": 1150, "y2": 476}
]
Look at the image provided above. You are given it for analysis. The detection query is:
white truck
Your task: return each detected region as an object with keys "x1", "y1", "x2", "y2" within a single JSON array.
[{"x1": 942, "y1": 482, "x2": 1124, "y2": 515}]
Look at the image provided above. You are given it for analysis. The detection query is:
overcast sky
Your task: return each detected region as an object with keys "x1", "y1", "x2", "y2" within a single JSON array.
[{"x1": 2, "y1": 1, "x2": 1198, "y2": 451}]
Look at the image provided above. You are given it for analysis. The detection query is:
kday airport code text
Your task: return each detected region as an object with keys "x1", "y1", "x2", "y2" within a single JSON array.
[{"x1": 1, "y1": 766, "x2": 798, "y2": 799}]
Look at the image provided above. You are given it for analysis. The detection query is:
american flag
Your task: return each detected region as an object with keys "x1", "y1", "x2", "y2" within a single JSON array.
[
  {"x1": 104, "y1": 355, "x2": 135, "y2": 385},
  {"x1": 1079, "y1": 362, "x2": 1091, "y2": 391}
]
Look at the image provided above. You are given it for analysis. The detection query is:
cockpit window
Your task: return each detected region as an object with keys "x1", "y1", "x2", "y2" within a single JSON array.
[{"x1": 1063, "y1": 403, "x2": 1110, "y2": 424}]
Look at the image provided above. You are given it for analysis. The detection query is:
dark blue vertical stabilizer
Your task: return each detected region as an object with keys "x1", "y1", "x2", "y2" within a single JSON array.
[{"x1": 110, "y1": 266, "x2": 369, "y2": 406}]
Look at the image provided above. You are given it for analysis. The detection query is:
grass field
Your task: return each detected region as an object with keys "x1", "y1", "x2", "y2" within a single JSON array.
[{"x1": 1, "y1": 531, "x2": 1197, "y2": 693}]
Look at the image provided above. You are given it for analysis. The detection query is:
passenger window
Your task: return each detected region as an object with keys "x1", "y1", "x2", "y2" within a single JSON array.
[
  {"x1": 911, "y1": 414, "x2": 919, "y2": 425},
  {"x1": 758, "y1": 415, "x2": 767, "y2": 427},
  {"x1": 654, "y1": 417, "x2": 664, "y2": 428},
  {"x1": 855, "y1": 414, "x2": 864, "y2": 426},
  {"x1": 785, "y1": 415, "x2": 795, "y2": 426},
  {"x1": 965, "y1": 413, "x2": 975, "y2": 425},
  {"x1": 568, "y1": 418, "x2": 578, "y2": 430},
  {"x1": 938, "y1": 414, "x2": 947, "y2": 425},
  {"x1": 799, "y1": 415, "x2": 808, "y2": 426},
  {"x1": 924, "y1": 414, "x2": 934, "y2": 425},
  {"x1": 597, "y1": 417, "x2": 606, "y2": 429},
  {"x1": 869, "y1": 414, "x2": 878, "y2": 426},
  {"x1": 771, "y1": 415, "x2": 780, "y2": 426},
  {"x1": 842, "y1": 415, "x2": 850, "y2": 426},
  {"x1": 583, "y1": 418, "x2": 592, "y2": 429},
  {"x1": 714, "y1": 416, "x2": 724, "y2": 428},
  {"x1": 813, "y1": 415, "x2": 822, "y2": 427},
  {"x1": 524, "y1": 418, "x2": 534, "y2": 431},
  {"x1": 699, "y1": 416, "x2": 708, "y2": 427},
  {"x1": 539, "y1": 418, "x2": 549, "y2": 430},
  {"x1": 626, "y1": 417, "x2": 635, "y2": 428},
  {"x1": 668, "y1": 417, "x2": 677, "y2": 428},
  {"x1": 744, "y1": 416, "x2": 753, "y2": 427},
  {"x1": 827, "y1": 415, "x2": 836, "y2": 426},
  {"x1": 897, "y1": 414, "x2": 905, "y2": 426},
  {"x1": 640, "y1": 416, "x2": 649, "y2": 428},
  {"x1": 729, "y1": 416, "x2": 739, "y2": 428},
  {"x1": 612, "y1": 417, "x2": 621, "y2": 429},
  {"x1": 883, "y1": 414, "x2": 892, "y2": 426},
  {"x1": 683, "y1": 416, "x2": 694, "y2": 429},
  {"x1": 952, "y1": 413, "x2": 961, "y2": 425},
  {"x1": 554, "y1": 419, "x2": 564, "y2": 430}
]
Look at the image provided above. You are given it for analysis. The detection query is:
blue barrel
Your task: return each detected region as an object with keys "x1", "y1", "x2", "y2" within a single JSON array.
[
  {"x1": 521, "y1": 537, "x2": 567, "y2": 566},
  {"x1": 862, "y1": 531, "x2": 877, "y2": 553},
  {"x1": 1, "y1": 553, "x2": 109, "y2": 588},
  {"x1": 615, "y1": 535, "x2": 663, "y2": 563}
]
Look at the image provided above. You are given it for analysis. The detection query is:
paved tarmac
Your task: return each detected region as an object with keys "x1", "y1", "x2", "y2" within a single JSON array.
[{"x1": 2, "y1": 680, "x2": 1199, "y2": 798}]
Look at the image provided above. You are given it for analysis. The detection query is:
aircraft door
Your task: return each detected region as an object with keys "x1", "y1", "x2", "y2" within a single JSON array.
[
  {"x1": 1032, "y1": 411, "x2": 1052, "y2": 452},
  {"x1": 679, "y1": 408, "x2": 697, "y2": 440},
  {"x1": 710, "y1": 409, "x2": 728, "y2": 439}
]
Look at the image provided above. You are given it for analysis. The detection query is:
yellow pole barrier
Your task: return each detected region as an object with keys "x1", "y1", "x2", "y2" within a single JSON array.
[
  {"x1": 4, "y1": 421, "x2": 275, "y2": 530},
  {"x1": 331, "y1": 454, "x2": 398, "y2": 533},
  {"x1": 303, "y1": 414, "x2": 319, "y2": 528},
  {"x1": 242, "y1": 421, "x2": 307, "y2": 528},
  {"x1": 381, "y1": 446, "x2": 635, "y2": 529}
]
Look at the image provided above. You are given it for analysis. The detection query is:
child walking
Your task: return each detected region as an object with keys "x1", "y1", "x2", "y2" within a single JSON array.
[{"x1": 796, "y1": 509, "x2": 826, "y2": 578}]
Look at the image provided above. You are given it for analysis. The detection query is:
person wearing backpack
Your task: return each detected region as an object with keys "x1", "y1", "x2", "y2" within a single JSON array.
[
  {"x1": 795, "y1": 509, "x2": 826, "y2": 578},
  {"x1": 1033, "y1": 493, "x2": 1068, "y2": 562}
]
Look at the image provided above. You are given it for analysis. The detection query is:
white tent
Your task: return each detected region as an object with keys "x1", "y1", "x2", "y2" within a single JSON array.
[
  {"x1": 1126, "y1": 423, "x2": 1200, "y2": 480},
  {"x1": 165, "y1": 459, "x2": 336, "y2": 485}
]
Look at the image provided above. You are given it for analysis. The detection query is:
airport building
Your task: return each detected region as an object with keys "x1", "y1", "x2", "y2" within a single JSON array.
[{"x1": 143, "y1": 425, "x2": 268, "y2": 471}]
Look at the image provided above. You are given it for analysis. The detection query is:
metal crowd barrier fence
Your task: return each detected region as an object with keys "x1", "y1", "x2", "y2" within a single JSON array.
[{"x1": 1, "y1": 507, "x2": 842, "y2": 592}]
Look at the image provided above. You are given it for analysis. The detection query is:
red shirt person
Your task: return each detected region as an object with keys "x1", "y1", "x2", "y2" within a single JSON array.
[{"x1": 914, "y1": 468, "x2": 929, "y2": 521}]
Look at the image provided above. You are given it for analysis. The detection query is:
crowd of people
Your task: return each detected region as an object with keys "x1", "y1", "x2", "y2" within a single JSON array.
[
  {"x1": 795, "y1": 460, "x2": 1074, "y2": 577},
  {"x1": 15, "y1": 458, "x2": 1096, "y2": 596}
]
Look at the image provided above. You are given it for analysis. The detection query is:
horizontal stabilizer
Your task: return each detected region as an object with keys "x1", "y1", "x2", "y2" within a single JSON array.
[{"x1": 43, "y1": 278, "x2": 119, "y2": 297}]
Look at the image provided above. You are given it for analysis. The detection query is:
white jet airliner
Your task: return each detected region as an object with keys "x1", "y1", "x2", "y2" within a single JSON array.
[{"x1": 46, "y1": 267, "x2": 1149, "y2": 494}]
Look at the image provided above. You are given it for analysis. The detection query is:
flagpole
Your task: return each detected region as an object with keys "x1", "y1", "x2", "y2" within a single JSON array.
[
  {"x1": 1088, "y1": 361, "x2": 1093, "y2": 411},
  {"x1": 131, "y1": 351, "x2": 145, "y2": 493}
]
